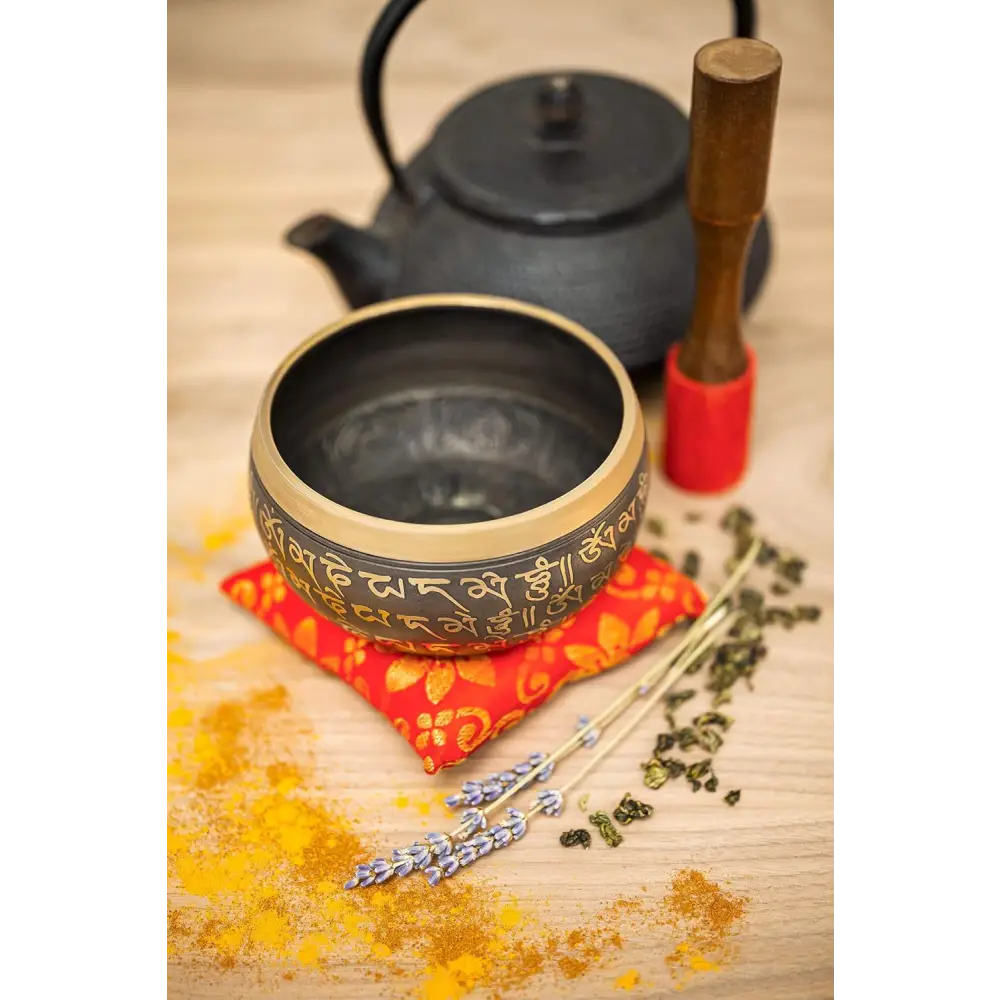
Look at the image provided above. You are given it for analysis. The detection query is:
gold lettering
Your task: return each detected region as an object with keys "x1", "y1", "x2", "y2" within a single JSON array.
[
  {"x1": 636, "y1": 471, "x2": 650, "y2": 507},
  {"x1": 318, "y1": 588, "x2": 348, "y2": 620},
  {"x1": 589, "y1": 565, "x2": 615, "y2": 593},
  {"x1": 515, "y1": 556, "x2": 558, "y2": 603},
  {"x1": 283, "y1": 566, "x2": 315, "y2": 602},
  {"x1": 407, "y1": 577, "x2": 470, "y2": 614},
  {"x1": 438, "y1": 613, "x2": 479, "y2": 637},
  {"x1": 318, "y1": 553, "x2": 353, "y2": 616},
  {"x1": 375, "y1": 636, "x2": 422, "y2": 654},
  {"x1": 485, "y1": 606, "x2": 516, "y2": 638},
  {"x1": 396, "y1": 614, "x2": 445, "y2": 640},
  {"x1": 546, "y1": 583, "x2": 584, "y2": 617},
  {"x1": 466, "y1": 642, "x2": 494, "y2": 653},
  {"x1": 515, "y1": 554, "x2": 573, "y2": 602},
  {"x1": 287, "y1": 537, "x2": 319, "y2": 588},
  {"x1": 256, "y1": 502, "x2": 286, "y2": 559},
  {"x1": 459, "y1": 572, "x2": 511, "y2": 607},
  {"x1": 358, "y1": 571, "x2": 405, "y2": 600},
  {"x1": 510, "y1": 620, "x2": 553, "y2": 640},
  {"x1": 578, "y1": 521, "x2": 617, "y2": 564},
  {"x1": 320, "y1": 552, "x2": 353, "y2": 586},
  {"x1": 617, "y1": 497, "x2": 637, "y2": 536},
  {"x1": 422, "y1": 642, "x2": 466, "y2": 656},
  {"x1": 351, "y1": 604, "x2": 391, "y2": 627}
]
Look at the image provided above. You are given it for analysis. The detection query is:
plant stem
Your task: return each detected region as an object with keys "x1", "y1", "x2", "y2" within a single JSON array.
[
  {"x1": 469, "y1": 613, "x2": 718, "y2": 827},
  {"x1": 557, "y1": 610, "x2": 739, "y2": 798},
  {"x1": 448, "y1": 537, "x2": 762, "y2": 838}
]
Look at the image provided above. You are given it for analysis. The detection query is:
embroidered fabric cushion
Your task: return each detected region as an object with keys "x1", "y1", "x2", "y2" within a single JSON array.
[{"x1": 221, "y1": 548, "x2": 703, "y2": 773}]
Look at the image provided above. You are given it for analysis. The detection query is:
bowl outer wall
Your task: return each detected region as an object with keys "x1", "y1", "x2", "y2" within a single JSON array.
[{"x1": 249, "y1": 447, "x2": 650, "y2": 655}]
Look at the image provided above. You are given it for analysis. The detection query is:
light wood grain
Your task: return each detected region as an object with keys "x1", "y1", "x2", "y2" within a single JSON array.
[{"x1": 168, "y1": 0, "x2": 832, "y2": 996}]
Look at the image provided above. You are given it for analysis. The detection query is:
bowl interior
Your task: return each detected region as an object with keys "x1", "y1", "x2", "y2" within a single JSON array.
[{"x1": 269, "y1": 303, "x2": 624, "y2": 526}]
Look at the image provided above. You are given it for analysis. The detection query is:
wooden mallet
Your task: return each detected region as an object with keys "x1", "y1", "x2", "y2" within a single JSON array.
[{"x1": 663, "y1": 38, "x2": 782, "y2": 493}]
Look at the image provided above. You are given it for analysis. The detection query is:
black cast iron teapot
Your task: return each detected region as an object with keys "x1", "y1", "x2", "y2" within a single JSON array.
[{"x1": 285, "y1": 0, "x2": 772, "y2": 371}]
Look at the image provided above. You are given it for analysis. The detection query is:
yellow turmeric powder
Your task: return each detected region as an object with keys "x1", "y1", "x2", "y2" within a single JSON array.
[{"x1": 168, "y1": 514, "x2": 752, "y2": 996}]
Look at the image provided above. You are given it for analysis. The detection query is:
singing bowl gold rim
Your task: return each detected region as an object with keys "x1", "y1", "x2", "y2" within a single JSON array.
[{"x1": 250, "y1": 293, "x2": 646, "y2": 563}]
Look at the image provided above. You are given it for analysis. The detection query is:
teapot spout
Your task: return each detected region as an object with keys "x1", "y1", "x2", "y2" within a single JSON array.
[{"x1": 284, "y1": 213, "x2": 393, "y2": 308}]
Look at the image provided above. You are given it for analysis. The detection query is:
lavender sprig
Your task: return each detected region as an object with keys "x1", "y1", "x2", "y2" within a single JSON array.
[
  {"x1": 344, "y1": 833, "x2": 450, "y2": 889},
  {"x1": 444, "y1": 715, "x2": 601, "y2": 809},
  {"x1": 424, "y1": 809, "x2": 528, "y2": 886},
  {"x1": 442, "y1": 722, "x2": 597, "y2": 815},
  {"x1": 442, "y1": 752, "x2": 552, "y2": 810}
]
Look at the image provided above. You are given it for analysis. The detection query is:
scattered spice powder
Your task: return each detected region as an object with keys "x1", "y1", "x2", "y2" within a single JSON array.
[
  {"x1": 168, "y1": 516, "x2": 755, "y2": 997},
  {"x1": 393, "y1": 791, "x2": 452, "y2": 823},
  {"x1": 615, "y1": 968, "x2": 642, "y2": 990},
  {"x1": 167, "y1": 508, "x2": 253, "y2": 581},
  {"x1": 662, "y1": 869, "x2": 749, "y2": 988},
  {"x1": 168, "y1": 646, "x2": 751, "y2": 996},
  {"x1": 167, "y1": 644, "x2": 634, "y2": 997},
  {"x1": 168, "y1": 663, "x2": 529, "y2": 994},
  {"x1": 200, "y1": 510, "x2": 255, "y2": 552}
]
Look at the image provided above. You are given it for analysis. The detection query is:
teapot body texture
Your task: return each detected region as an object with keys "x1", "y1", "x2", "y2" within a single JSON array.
[{"x1": 359, "y1": 144, "x2": 771, "y2": 371}]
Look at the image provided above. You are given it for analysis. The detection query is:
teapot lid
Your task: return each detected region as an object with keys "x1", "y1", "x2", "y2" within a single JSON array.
[{"x1": 429, "y1": 72, "x2": 688, "y2": 227}]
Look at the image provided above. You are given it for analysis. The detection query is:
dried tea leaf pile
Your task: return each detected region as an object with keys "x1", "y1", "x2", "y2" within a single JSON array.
[{"x1": 632, "y1": 505, "x2": 824, "y2": 813}]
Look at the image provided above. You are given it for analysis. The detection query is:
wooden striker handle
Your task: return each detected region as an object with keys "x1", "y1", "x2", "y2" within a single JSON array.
[{"x1": 677, "y1": 38, "x2": 782, "y2": 383}]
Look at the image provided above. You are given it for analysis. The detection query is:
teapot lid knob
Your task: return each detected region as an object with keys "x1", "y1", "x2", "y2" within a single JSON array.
[
  {"x1": 535, "y1": 75, "x2": 584, "y2": 139},
  {"x1": 430, "y1": 71, "x2": 688, "y2": 227}
]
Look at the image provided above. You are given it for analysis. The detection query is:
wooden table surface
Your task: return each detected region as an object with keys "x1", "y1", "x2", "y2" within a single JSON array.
[{"x1": 168, "y1": 1, "x2": 833, "y2": 997}]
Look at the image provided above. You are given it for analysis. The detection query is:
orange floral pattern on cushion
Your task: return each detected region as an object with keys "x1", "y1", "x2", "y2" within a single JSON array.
[{"x1": 220, "y1": 549, "x2": 703, "y2": 773}]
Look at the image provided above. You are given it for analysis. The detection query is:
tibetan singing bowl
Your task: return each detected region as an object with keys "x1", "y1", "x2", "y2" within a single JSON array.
[{"x1": 249, "y1": 294, "x2": 649, "y2": 655}]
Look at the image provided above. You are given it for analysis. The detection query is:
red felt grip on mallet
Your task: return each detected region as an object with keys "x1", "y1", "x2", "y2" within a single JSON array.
[{"x1": 663, "y1": 344, "x2": 756, "y2": 494}]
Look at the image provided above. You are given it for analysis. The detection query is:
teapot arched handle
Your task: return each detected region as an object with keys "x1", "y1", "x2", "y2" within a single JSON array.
[{"x1": 359, "y1": 0, "x2": 758, "y2": 203}]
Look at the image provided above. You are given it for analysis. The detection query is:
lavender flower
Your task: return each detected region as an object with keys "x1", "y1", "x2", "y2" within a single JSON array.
[
  {"x1": 536, "y1": 788, "x2": 564, "y2": 817},
  {"x1": 442, "y1": 752, "x2": 553, "y2": 810},
  {"x1": 575, "y1": 716, "x2": 600, "y2": 749},
  {"x1": 407, "y1": 843, "x2": 431, "y2": 869},
  {"x1": 345, "y1": 832, "x2": 453, "y2": 890},
  {"x1": 426, "y1": 832, "x2": 454, "y2": 856},
  {"x1": 471, "y1": 833, "x2": 493, "y2": 856},
  {"x1": 455, "y1": 842, "x2": 477, "y2": 866},
  {"x1": 421, "y1": 808, "x2": 529, "y2": 885},
  {"x1": 458, "y1": 808, "x2": 487, "y2": 837}
]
